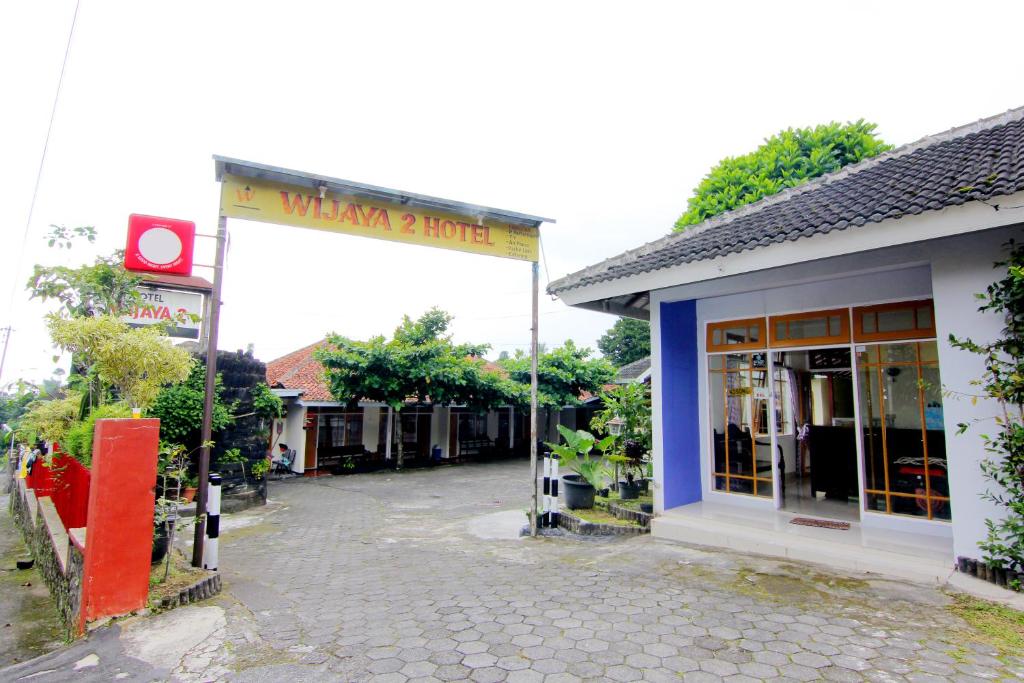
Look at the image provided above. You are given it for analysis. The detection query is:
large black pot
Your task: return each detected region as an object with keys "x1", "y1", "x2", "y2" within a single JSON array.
[
  {"x1": 619, "y1": 480, "x2": 642, "y2": 500},
  {"x1": 562, "y1": 474, "x2": 596, "y2": 510}
]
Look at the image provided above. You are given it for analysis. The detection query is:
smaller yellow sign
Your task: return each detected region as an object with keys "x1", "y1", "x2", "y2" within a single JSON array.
[{"x1": 220, "y1": 174, "x2": 539, "y2": 262}]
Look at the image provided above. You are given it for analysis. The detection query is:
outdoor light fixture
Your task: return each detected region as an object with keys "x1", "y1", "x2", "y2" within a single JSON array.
[{"x1": 607, "y1": 416, "x2": 625, "y2": 436}]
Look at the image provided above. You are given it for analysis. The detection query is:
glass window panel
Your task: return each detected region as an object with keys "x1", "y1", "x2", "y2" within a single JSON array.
[
  {"x1": 725, "y1": 353, "x2": 750, "y2": 371},
  {"x1": 730, "y1": 477, "x2": 754, "y2": 495},
  {"x1": 748, "y1": 325, "x2": 760, "y2": 343},
  {"x1": 858, "y1": 367, "x2": 887, "y2": 492},
  {"x1": 881, "y1": 343, "x2": 918, "y2": 364},
  {"x1": 877, "y1": 308, "x2": 915, "y2": 333},
  {"x1": 862, "y1": 312, "x2": 877, "y2": 334},
  {"x1": 755, "y1": 478, "x2": 773, "y2": 498},
  {"x1": 916, "y1": 305, "x2": 933, "y2": 330},
  {"x1": 856, "y1": 345, "x2": 880, "y2": 365},
  {"x1": 723, "y1": 326, "x2": 748, "y2": 345},
  {"x1": 712, "y1": 329, "x2": 722, "y2": 346},
  {"x1": 786, "y1": 317, "x2": 829, "y2": 339},
  {"x1": 828, "y1": 315, "x2": 841, "y2": 336},
  {"x1": 708, "y1": 354, "x2": 724, "y2": 371},
  {"x1": 856, "y1": 341, "x2": 950, "y2": 522},
  {"x1": 775, "y1": 321, "x2": 786, "y2": 340},
  {"x1": 919, "y1": 341, "x2": 939, "y2": 363},
  {"x1": 865, "y1": 492, "x2": 889, "y2": 513}
]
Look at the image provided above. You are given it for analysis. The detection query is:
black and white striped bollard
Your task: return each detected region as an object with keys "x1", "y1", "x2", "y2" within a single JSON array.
[
  {"x1": 541, "y1": 453, "x2": 551, "y2": 528},
  {"x1": 549, "y1": 454, "x2": 560, "y2": 528},
  {"x1": 204, "y1": 472, "x2": 221, "y2": 571}
]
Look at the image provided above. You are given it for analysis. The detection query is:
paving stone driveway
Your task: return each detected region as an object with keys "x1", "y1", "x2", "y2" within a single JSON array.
[
  {"x1": 183, "y1": 459, "x2": 1021, "y2": 682},
  {"x1": 7, "y1": 459, "x2": 1022, "y2": 682}
]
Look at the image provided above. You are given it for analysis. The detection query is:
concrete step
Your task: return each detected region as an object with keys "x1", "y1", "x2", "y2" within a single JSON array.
[{"x1": 652, "y1": 505, "x2": 954, "y2": 584}]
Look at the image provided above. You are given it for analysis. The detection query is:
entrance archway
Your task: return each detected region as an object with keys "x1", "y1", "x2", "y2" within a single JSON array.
[{"x1": 191, "y1": 156, "x2": 554, "y2": 565}]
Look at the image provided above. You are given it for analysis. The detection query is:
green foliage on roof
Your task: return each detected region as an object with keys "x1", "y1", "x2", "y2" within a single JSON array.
[{"x1": 674, "y1": 120, "x2": 893, "y2": 231}]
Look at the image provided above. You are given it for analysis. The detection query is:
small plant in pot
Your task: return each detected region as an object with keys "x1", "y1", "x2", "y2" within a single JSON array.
[
  {"x1": 546, "y1": 425, "x2": 613, "y2": 510},
  {"x1": 616, "y1": 439, "x2": 648, "y2": 499}
]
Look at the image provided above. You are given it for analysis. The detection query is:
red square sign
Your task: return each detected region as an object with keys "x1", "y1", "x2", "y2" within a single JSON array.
[{"x1": 124, "y1": 214, "x2": 196, "y2": 275}]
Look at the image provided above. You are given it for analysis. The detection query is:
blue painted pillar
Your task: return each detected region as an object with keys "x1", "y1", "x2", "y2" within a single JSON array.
[{"x1": 660, "y1": 300, "x2": 702, "y2": 508}]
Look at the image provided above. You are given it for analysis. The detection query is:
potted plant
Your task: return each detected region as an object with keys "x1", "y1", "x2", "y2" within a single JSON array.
[
  {"x1": 546, "y1": 425, "x2": 613, "y2": 510},
  {"x1": 181, "y1": 473, "x2": 199, "y2": 503}
]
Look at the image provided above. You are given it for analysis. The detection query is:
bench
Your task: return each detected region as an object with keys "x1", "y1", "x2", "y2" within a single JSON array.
[{"x1": 458, "y1": 438, "x2": 494, "y2": 459}]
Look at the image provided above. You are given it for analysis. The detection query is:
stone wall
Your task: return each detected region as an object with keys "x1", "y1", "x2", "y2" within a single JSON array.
[
  {"x1": 9, "y1": 478, "x2": 83, "y2": 634},
  {"x1": 556, "y1": 510, "x2": 647, "y2": 536}
]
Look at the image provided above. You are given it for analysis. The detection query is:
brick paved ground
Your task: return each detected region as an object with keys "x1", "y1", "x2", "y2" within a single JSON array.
[{"x1": 6, "y1": 459, "x2": 1024, "y2": 681}]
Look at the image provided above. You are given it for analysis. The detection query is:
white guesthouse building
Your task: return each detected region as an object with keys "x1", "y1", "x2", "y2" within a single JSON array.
[{"x1": 550, "y1": 108, "x2": 1024, "y2": 580}]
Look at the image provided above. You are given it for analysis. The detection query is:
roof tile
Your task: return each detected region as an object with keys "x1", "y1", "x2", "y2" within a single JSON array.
[{"x1": 549, "y1": 108, "x2": 1024, "y2": 295}]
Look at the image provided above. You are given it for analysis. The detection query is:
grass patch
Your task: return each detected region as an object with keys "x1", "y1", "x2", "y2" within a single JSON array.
[
  {"x1": 571, "y1": 508, "x2": 642, "y2": 527},
  {"x1": 947, "y1": 593, "x2": 1024, "y2": 656},
  {"x1": 148, "y1": 549, "x2": 211, "y2": 609}
]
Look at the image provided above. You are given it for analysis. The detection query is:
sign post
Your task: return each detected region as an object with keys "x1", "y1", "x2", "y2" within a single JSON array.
[
  {"x1": 193, "y1": 157, "x2": 553, "y2": 566},
  {"x1": 192, "y1": 215, "x2": 228, "y2": 567}
]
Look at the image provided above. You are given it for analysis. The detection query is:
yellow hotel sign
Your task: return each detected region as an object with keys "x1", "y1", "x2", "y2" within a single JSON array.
[{"x1": 219, "y1": 174, "x2": 539, "y2": 262}]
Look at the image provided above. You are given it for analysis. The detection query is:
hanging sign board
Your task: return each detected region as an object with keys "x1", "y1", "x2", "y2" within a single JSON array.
[
  {"x1": 122, "y1": 285, "x2": 203, "y2": 339},
  {"x1": 219, "y1": 174, "x2": 538, "y2": 262},
  {"x1": 124, "y1": 214, "x2": 196, "y2": 275}
]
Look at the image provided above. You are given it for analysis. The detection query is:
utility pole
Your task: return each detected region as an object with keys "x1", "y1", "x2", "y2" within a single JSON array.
[{"x1": 0, "y1": 326, "x2": 12, "y2": 386}]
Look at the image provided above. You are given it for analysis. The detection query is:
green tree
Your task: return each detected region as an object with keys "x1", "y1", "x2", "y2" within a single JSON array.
[
  {"x1": 148, "y1": 362, "x2": 234, "y2": 448},
  {"x1": 26, "y1": 229, "x2": 141, "y2": 318},
  {"x1": 499, "y1": 340, "x2": 615, "y2": 408},
  {"x1": 675, "y1": 120, "x2": 892, "y2": 231},
  {"x1": 316, "y1": 308, "x2": 519, "y2": 468},
  {"x1": 46, "y1": 314, "x2": 194, "y2": 413},
  {"x1": 597, "y1": 318, "x2": 650, "y2": 367}
]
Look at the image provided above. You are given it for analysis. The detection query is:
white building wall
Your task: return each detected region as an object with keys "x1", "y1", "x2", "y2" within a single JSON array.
[
  {"x1": 931, "y1": 227, "x2": 1021, "y2": 559},
  {"x1": 282, "y1": 401, "x2": 307, "y2": 473},
  {"x1": 486, "y1": 412, "x2": 499, "y2": 441}
]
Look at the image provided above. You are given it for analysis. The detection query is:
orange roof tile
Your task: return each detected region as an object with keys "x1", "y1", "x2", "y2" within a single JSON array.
[{"x1": 266, "y1": 339, "x2": 334, "y2": 402}]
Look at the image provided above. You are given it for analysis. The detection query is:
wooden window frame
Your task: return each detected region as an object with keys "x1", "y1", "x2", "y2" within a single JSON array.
[
  {"x1": 706, "y1": 317, "x2": 766, "y2": 353},
  {"x1": 708, "y1": 353, "x2": 774, "y2": 498},
  {"x1": 768, "y1": 308, "x2": 850, "y2": 348},
  {"x1": 857, "y1": 341, "x2": 948, "y2": 521},
  {"x1": 853, "y1": 300, "x2": 936, "y2": 343}
]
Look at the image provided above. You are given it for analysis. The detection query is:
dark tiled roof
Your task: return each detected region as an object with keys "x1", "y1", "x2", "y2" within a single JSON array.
[
  {"x1": 549, "y1": 107, "x2": 1024, "y2": 295},
  {"x1": 614, "y1": 356, "x2": 651, "y2": 383}
]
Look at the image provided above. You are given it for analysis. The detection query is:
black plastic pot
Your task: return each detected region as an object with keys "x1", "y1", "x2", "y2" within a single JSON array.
[
  {"x1": 598, "y1": 488, "x2": 610, "y2": 498},
  {"x1": 957, "y1": 556, "x2": 971, "y2": 573},
  {"x1": 152, "y1": 522, "x2": 170, "y2": 565},
  {"x1": 619, "y1": 480, "x2": 642, "y2": 500},
  {"x1": 562, "y1": 474, "x2": 596, "y2": 510},
  {"x1": 639, "y1": 479, "x2": 650, "y2": 493},
  {"x1": 640, "y1": 503, "x2": 654, "y2": 514}
]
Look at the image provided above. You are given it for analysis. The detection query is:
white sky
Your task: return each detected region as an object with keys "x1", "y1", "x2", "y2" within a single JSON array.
[{"x1": 2, "y1": 0, "x2": 1023, "y2": 386}]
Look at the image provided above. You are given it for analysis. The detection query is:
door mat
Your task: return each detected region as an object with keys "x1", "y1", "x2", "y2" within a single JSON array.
[{"x1": 790, "y1": 517, "x2": 850, "y2": 530}]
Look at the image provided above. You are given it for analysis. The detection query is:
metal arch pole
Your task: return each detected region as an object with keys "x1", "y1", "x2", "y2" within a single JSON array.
[
  {"x1": 192, "y1": 213, "x2": 228, "y2": 567},
  {"x1": 530, "y1": 260, "x2": 539, "y2": 537}
]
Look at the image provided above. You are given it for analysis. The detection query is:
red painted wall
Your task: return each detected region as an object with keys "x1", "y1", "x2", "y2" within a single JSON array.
[
  {"x1": 79, "y1": 419, "x2": 159, "y2": 630},
  {"x1": 25, "y1": 448, "x2": 91, "y2": 531}
]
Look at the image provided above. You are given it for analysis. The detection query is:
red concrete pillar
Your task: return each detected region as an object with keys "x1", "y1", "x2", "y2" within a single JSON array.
[{"x1": 79, "y1": 418, "x2": 159, "y2": 632}]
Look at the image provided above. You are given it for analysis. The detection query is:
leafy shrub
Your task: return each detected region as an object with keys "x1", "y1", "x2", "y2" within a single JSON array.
[
  {"x1": 148, "y1": 363, "x2": 233, "y2": 448},
  {"x1": 62, "y1": 402, "x2": 132, "y2": 467}
]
